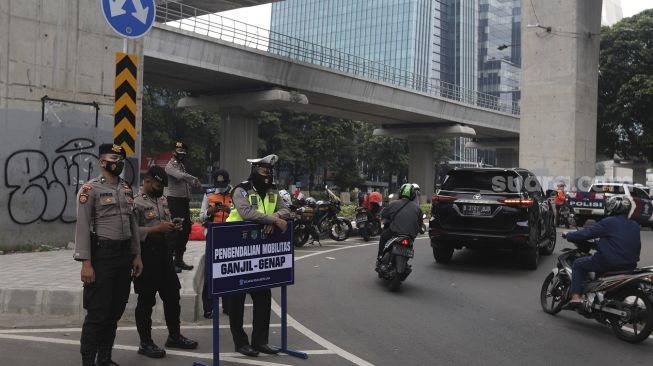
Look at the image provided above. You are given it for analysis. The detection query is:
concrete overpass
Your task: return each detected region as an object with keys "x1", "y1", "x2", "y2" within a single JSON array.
[{"x1": 144, "y1": 2, "x2": 520, "y2": 197}]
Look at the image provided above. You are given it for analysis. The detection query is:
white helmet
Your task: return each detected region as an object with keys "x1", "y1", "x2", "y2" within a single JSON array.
[{"x1": 279, "y1": 189, "x2": 293, "y2": 208}]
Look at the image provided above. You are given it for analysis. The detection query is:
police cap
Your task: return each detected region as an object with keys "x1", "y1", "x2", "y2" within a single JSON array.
[
  {"x1": 145, "y1": 165, "x2": 168, "y2": 187},
  {"x1": 247, "y1": 154, "x2": 278, "y2": 167},
  {"x1": 99, "y1": 143, "x2": 126, "y2": 158},
  {"x1": 174, "y1": 141, "x2": 188, "y2": 150}
]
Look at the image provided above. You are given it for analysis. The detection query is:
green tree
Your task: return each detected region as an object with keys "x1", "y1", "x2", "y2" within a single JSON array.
[
  {"x1": 598, "y1": 10, "x2": 653, "y2": 161},
  {"x1": 142, "y1": 86, "x2": 221, "y2": 181}
]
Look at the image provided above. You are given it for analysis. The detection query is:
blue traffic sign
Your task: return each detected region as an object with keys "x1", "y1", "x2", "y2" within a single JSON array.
[{"x1": 101, "y1": 0, "x2": 156, "y2": 39}]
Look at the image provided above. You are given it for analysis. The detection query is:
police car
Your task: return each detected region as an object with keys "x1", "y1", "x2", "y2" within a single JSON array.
[{"x1": 568, "y1": 182, "x2": 653, "y2": 227}]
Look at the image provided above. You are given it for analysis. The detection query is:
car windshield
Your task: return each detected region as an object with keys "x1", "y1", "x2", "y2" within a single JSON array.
[{"x1": 441, "y1": 171, "x2": 522, "y2": 194}]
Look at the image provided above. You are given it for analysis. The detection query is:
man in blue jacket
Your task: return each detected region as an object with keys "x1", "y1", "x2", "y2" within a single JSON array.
[{"x1": 562, "y1": 195, "x2": 641, "y2": 306}]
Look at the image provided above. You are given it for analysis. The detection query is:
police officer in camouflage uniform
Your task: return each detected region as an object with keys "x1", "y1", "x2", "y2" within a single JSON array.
[
  {"x1": 165, "y1": 141, "x2": 201, "y2": 272},
  {"x1": 226, "y1": 154, "x2": 290, "y2": 357},
  {"x1": 133, "y1": 166, "x2": 198, "y2": 358},
  {"x1": 74, "y1": 143, "x2": 144, "y2": 366}
]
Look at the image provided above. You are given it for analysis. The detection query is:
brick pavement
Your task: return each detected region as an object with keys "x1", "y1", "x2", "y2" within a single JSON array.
[{"x1": 0, "y1": 241, "x2": 208, "y2": 322}]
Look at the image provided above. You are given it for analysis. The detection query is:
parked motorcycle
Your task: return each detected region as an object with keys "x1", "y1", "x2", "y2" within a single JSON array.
[
  {"x1": 375, "y1": 235, "x2": 414, "y2": 291},
  {"x1": 307, "y1": 186, "x2": 352, "y2": 244},
  {"x1": 289, "y1": 201, "x2": 313, "y2": 247},
  {"x1": 540, "y1": 237, "x2": 653, "y2": 343},
  {"x1": 557, "y1": 202, "x2": 575, "y2": 229},
  {"x1": 356, "y1": 206, "x2": 382, "y2": 242}
]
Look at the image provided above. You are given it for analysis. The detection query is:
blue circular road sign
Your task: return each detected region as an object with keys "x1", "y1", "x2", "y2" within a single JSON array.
[{"x1": 101, "y1": 0, "x2": 156, "y2": 39}]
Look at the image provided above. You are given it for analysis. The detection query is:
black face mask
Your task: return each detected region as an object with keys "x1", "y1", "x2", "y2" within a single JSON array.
[
  {"x1": 174, "y1": 152, "x2": 186, "y2": 161},
  {"x1": 105, "y1": 161, "x2": 124, "y2": 176},
  {"x1": 152, "y1": 187, "x2": 164, "y2": 198},
  {"x1": 251, "y1": 173, "x2": 272, "y2": 192}
]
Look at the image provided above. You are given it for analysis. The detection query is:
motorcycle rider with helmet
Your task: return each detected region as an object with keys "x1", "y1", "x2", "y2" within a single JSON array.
[
  {"x1": 377, "y1": 183, "x2": 424, "y2": 261},
  {"x1": 562, "y1": 195, "x2": 641, "y2": 307}
]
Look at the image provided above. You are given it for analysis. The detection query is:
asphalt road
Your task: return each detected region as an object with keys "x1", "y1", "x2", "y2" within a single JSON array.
[{"x1": 2, "y1": 230, "x2": 653, "y2": 366}]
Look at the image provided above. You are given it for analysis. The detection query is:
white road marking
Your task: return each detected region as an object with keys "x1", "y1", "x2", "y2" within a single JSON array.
[
  {"x1": 270, "y1": 299, "x2": 374, "y2": 366},
  {"x1": 0, "y1": 240, "x2": 379, "y2": 365}
]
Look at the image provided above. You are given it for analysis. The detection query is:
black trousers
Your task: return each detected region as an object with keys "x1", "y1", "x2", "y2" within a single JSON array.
[
  {"x1": 228, "y1": 289, "x2": 272, "y2": 349},
  {"x1": 167, "y1": 196, "x2": 191, "y2": 259},
  {"x1": 80, "y1": 243, "x2": 132, "y2": 359},
  {"x1": 378, "y1": 228, "x2": 395, "y2": 258},
  {"x1": 201, "y1": 269, "x2": 229, "y2": 314},
  {"x1": 134, "y1": 236, "x2": 181, "y2": 342}
]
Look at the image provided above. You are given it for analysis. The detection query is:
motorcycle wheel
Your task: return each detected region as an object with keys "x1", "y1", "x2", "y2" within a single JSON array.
[
  {"x1": 371, "y1": 221, "x2": 382, "y2": 237},
  {"x1": 329, "y1": 218, "x2": 352, "y2": 241},
  {"x1": 293, "y1": 227, "x2": 310, "y2": 247},
  {"x1": 388, "y1": 276, "x2": 402, "y2": 292},
  {"x1": 540, "y1": 272, "x2": 567, "y2": 315},
  {"x1": 610, "y1": 287, "x2": 653, "y2": 343},
  {"x1": 361, "y1": 227, "x2": 370, "y2": 242},
  {"x1": 539, "y1": 223, "x2": 556, "y2": 255}
]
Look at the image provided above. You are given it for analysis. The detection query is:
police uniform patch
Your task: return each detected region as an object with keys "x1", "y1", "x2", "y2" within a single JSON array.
[
  {"x1": 146, "y1": 210, "x2": 157, "y2": 219},
  {"x1": 79, "y1": 194, "x2": 88, "y2": 204},
  {"x1": 268, "y1": 192, "x2": 275, "y2": 203},
  {"x1": 81, "y1": 184, "x2": 92, "y2": 193},
  {"x1": 101, "y1": 196, "x2": 114, "y2": 204}
]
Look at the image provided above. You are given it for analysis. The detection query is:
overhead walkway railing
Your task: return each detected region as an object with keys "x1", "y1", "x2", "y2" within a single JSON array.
[{"x1": 155, "y1": 1, "x2": 520, "y2": 116}]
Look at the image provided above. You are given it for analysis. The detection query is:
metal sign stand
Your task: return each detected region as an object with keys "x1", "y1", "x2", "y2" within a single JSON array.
[{"x1": 194, "y1": 223, "x2": 307, "y2": 366}]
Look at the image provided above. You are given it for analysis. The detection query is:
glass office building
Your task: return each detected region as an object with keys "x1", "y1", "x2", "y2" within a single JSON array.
[{"x1": 271, "y1": 0, "x2": 437, "y2": 79}]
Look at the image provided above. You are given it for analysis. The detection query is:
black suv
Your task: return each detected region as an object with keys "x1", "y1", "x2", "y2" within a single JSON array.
[{"x1": 429, "y1": 168, "x2": 556, "y2": 269}]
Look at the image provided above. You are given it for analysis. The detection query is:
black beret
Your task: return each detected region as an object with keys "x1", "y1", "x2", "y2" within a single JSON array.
[
  {"x1": 145, "y1": 165, "x2": 168, "y2": 187},
  {"x1": 99, "y1": 143, "x2": 126, "y2": 158}
]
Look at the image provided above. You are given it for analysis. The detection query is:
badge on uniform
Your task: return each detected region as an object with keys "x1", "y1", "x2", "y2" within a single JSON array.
[
  {"x1": 101, "y1": 196, "x2": 114, "y2": 204},
  {"x1": 146, "y1": 210, "x2": 157, "y2": 219},
  {"x1": 81, "y1": 184, "x2": 92, "y2": 193},
  {"x1": 268, "y1": 192, "x2": 275, "y2": 203},
  {"x1": 79, "y1": 193, "x2": 89, "y2": 204}
]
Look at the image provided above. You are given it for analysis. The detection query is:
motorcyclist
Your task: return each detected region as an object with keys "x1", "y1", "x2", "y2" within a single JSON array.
[
  {"x1": 363, "y1": 191, "x2": 383, "y2": 217},
  {"x1": 377, "y1": 183, "x2": 424, "y2": 260},
  {"x1": 554, "y1": 181, "x2": 567, "y2": 227},
  {"x1": 562, "y1": 195, "x2": 641, "y2": 307}
]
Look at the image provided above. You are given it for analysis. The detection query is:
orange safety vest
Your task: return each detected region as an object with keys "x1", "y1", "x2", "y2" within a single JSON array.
[
  {"x1": 554, "y1": 190, "x2": 566, "y2": 205},
  {"x1": 207, "y1": 192, "x2": 232, "y2": 223}
]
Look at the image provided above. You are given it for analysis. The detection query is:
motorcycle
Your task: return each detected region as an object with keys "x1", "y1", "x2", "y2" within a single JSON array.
[
  {"x1": 540, "y1": 237, "x2": 653, "y2": 343},
  {"x1": 307, "y1": 186, "x2": 352, "y2": 244},
  {"x1": 289, "y1": 200, "x2": 313, "y2": 247},
  {"x1": 355, "y1": 205, "x2": 382, "y2": 242},
  {"x1": 558, "y1": 201, "x2": 575, "y2": 229},
  {"x1": 375, "y1": 235, "x2": 414, "y2": 291}
]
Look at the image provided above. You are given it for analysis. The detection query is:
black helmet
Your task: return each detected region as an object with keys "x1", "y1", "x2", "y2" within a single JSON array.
[
  {"x1": 605, "y1": 195, "x2": 631, "y2": 216},
  {"x1": 305, "y1": 197, "x2": 317, "y2": 207}
]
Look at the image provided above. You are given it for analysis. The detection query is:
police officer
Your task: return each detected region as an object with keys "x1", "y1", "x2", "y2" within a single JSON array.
[
  {"x1": 132, "y1": 166, "x2": 199, "y2": 358},
  {"x1": 74, "y1": 143, "x2": 144, "y2": 366},
  {"x1": 165, "y1": 141, "x2": 201, "y2": 272},
  {"x1": 226, "y1": 154, "x2": 290, "y2": 357},
  {"x1": 199, "y1": 168, "x2": 232, "y2": 319}
]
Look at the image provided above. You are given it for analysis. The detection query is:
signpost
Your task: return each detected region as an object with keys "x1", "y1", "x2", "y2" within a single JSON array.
[{"x1": 195, "y1": 222, "x2": 307, "y2": 366}]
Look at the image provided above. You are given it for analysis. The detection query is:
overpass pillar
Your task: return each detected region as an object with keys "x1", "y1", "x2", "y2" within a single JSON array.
[
  {"x1": 633, "y1": 167, "x2": 647, "y2": 185},
  {"x1": 408, "y1": 139, "x2": 435, "y2": 204},
  {"x1": 220, "y1": 110, "x2": 258, "y2": 183},
  {"x1": 520, "y1": 0, "x2": 602, "y2": 188},
  {"x1": 496, "y1": 148, "x2": 519, "y2": 169}
]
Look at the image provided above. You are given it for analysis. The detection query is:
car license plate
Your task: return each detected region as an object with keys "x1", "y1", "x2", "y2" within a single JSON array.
[
  {"x1": 392, "y1": 245, "x2": 414, "y2": 258},
  {"x1": 356, "y1": 215, "x2": 368, "y2": 223},
  {"x1": 578, "y1": 209, "x2": 592, "y2": 215},
  {"x1": 462, "y1": 205, "x2": 492, "y2": 216}
]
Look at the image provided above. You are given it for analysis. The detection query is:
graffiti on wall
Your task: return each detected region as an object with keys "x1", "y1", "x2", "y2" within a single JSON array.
[{"x1": 5, "y1": 138, "x2": 136, "y2": 224}]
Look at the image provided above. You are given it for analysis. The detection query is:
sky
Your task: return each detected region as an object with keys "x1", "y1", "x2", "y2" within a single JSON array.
[{"x1": 215, "y1": 0, "x2": 653, "y2": 30}]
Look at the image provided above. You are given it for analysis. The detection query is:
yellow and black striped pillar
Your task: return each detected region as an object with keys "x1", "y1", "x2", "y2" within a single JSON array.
[{"x1": 113, "y1": 52, "x2": 138, "y2": 156}]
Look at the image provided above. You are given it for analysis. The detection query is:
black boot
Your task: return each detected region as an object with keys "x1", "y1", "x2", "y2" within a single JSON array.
[
  {"x1": 138, "y1": 340, "x2": 166, "y2": 358},
  {"x1": 166, "y1": 334, "x2": 198, "y2": 349},
  {"x1": 81, "y1": 352, "x2": 96, "y2": 366},
  {"x1": 175, "y1": 256, "x2": 194, "y2": 271},
  {"x1": 97, "y1": 347, "x2": 119, "y2": 366}
]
